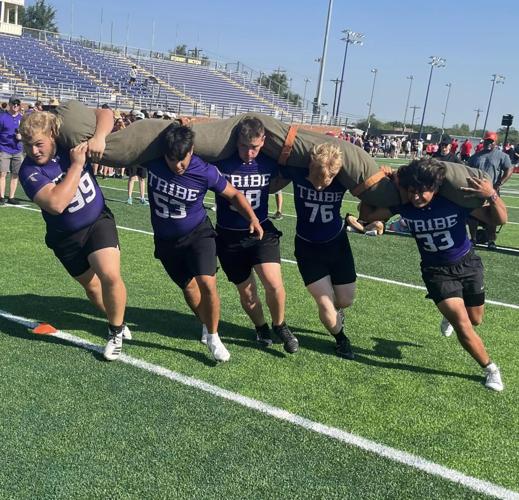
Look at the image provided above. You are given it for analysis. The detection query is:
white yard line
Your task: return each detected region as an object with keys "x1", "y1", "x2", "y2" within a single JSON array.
[{"x1": 0, "y1": 308, "x2": 517, "y2": 500}]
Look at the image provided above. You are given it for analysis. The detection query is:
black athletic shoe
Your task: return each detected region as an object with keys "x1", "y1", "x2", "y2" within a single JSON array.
[
  {"x1": 7, "y1": 198, "x2": 20, "y2": 205},
  {"x1": 336, "y1": 337, "x2": 354, "y2": 360},
  {"x1": 0, "y1": 197, "x2": 5, "y2": 205},
  {"x1": 272, "y1": 323, "x2": 299, "y2": 354},
  {"x1": 487, "y1": 241, "x2": 497, "y2": 250},
  {"x1": 255, "y1": 324, "x2": 273, "y2": 347}
]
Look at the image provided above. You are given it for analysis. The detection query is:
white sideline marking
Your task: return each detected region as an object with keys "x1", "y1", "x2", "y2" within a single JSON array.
[
  {"x1": 8, "y1": 205, "x2": 519, "y2": 310},
  {"x1": 0, "y1": 308, "x2": 517, "y2": 500}
]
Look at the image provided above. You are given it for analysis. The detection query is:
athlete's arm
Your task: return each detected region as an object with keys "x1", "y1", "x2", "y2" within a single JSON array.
[
  {"x1": 496, "y1": 167, "x2": 513, "y2": 188},
  {"x1": 358, "y1": 201, "x2": 393, "y2": 223},
  {"x1": 463, "y1": 177, "x2": 508, "y2": 226},
  {"x1": 33, "y1": 142, "x2": 88, "y2": 215},
  {"x1": 87, "y1": 108, "x2": 114, "y2": 163},
  {"x1": 219, "y1": 182, "x2": 264, "y2": 239}
]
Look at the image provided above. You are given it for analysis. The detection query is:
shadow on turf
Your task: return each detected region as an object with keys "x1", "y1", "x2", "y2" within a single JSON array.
[
  {"x1": 0, "y1": 294, "x2": 287, "y2": 362},
  {"x1": 294, "y1": 329, "x2": 481, "y2": 382}
]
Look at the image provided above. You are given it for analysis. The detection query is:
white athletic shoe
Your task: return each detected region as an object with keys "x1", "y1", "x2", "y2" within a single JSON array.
[
  {"x1": 122, "y1": 324, "x2": 132, "y2": 340},
  {"x1": 485, "y1": 364, "x2": 504, "y2": 392},
  {"x1": 104, "y1": 329, "x2": 123, "y2": 361},
  {"x1": 207, "y1": 334, "x2": 230, "y2": 362},
  {"x1": 201, "y1": 324, "x2": 209, "y2": 345},
  {"x1": 440, "y1": 317, "x2": 454, "y2": 337}
]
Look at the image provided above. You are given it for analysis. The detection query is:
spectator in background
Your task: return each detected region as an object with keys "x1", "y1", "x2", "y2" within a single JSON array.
[
  {"x1": 404, "y1": 138, "x2": 411, "y2": 159},
  {"x1": 129, "y1": 65, "x2": 138, "y2": 86},
  {"x1": 509, "y1": 144, "x2": 519, "y2": 166},
  {"x1": 417, "y1": 138, "x2": 424, "y2": 158},
  {"x1": 468, "y1": 131, "x2": 513, "y2": 248},
  {"x1": 34, "y1": 101, "x2": 44, "y2": 112},
  {"x1": 127, "y1": 165, "x2": 149, "y2": 205},
  {"x1": 0, "y1": 96, "x2": 24, "y2": 205},
  {"x1": 450, "y1": 138, "x2": 459, "y2": 156},
  {"x1": 433, "y1": 137, "x2": 461, "y2": 163},
  {"x1": 272, "y1": 191, "x2": 283, "y2": 220},
  {"x1": 47, "y1": 98, "x2": 59, "y2": 110},
  {"x1": 460, "y1": 139, "x2": 473, "y2": 162},
  {"x1": 0, "y1": 102, "x2": 7, "y2": 113}
]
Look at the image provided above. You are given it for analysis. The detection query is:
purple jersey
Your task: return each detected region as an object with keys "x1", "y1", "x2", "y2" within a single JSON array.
[
  {"x1": 392, "y1": 196, "x2": 472, "y2": 266},
  {"x1": 215, "y1": 153, "x2": 279, "y2": 230},
  {"x1": 145, "y1": 154, "x2": 227, "y2": 239},
  {"x1": 19, "y1": 147, "x2": 105, "y2": 232},
  {"x1": 0, "y1": 112, "x2": 23, "y2": 154},
  {"x1": 283, "y1": 167, "x2": 346, "y2": 242}
]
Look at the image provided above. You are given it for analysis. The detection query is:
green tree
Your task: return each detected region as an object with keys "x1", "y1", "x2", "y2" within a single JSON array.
[
  {"x1": 257, "y1": 71, "x2": 302, "y2": 107},
  {"x1": 20, "y1": 0, "x2": 58, "y2": 33},
  {"x1": 171, "y1": 44, "x2": 187, "y2": 56},
  {"x1": 498, "y1": 127, "x2": 518, "y2": 145},
  {"x1": 448, "y1": 123, "x2": 471, "y2": 136},
  {"x1": 386, "y1": 120, "x2": 404, "y2": 130},
  {"x1": 355, "y1": 115, "x2": 383, "y2": 133}
]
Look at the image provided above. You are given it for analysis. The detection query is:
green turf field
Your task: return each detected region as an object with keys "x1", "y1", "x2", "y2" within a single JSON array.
[{"x1": 0, "y1": 175, "x2": 518, "y2": 499}]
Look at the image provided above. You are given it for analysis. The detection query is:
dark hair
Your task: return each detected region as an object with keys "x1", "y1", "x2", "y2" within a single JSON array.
[
  {"x1": 397, "y1": 158, "x2": 446, "y2": 192},
  {"x1": 236, "y1": 116, "x2": 265, "y2": 143},
  {"x1": 163, "y1": 125, "x2": 194, "y2": 161}
]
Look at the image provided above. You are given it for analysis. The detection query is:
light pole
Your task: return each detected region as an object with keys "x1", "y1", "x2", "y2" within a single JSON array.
[
  {"x1": 330, "y1": 78, "x2": 341, "y2": 117},
  {"x1": 472, "y1": 107, "x2": 483, "y2": 137},
  {"x1": 410, "y1": 105, "x2": 421, "y2": 131},
  {"x1": 335, "y1": 29, "x2": 364, "y2": 118},
  {"x1": 482, "y1": 74, "x2": 505, "y2": 134},
  {"x1": 313, "y1": 0, "x2": 333, "y2": 115},
  {"x1": 366, "y1": 68, "x2": 378, "y2": 136},
  {"x1": 439, "y1": 82, "x2": 452, "y2": 143},
  {"x1": 402, "y1": 75, "x2": 413, "y2": 133},
  {"x1": 418, "y1": 56, "x2": 446, "y2": 140},
  {"x1": 303, "y1": 77, "x2": 311, "y2": 109}
]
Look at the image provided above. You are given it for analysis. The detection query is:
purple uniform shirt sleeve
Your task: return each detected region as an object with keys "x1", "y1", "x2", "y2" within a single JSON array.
[
  {"x1": 206, "y1": 163, "x2": 228, "y2": 194},
  {"x1": 19, "y1": 163, "x2": 54, "y2": 200}
]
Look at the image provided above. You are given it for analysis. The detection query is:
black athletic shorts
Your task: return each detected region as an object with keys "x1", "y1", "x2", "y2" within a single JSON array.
[
  {"x1": 44, "y1": 208, "x2": 120, "y2": 278},
  {"x1": 294, "y1": 229, "x2": 356, "y2": 287},
  {"x1": 126, "y1": 165, "x2": 147, "y2": 178},
  {"x1": 154, "y1": 217, "x2": 217, "y2": 289},
  {"x1": 421, "y1": 249, "x2": 485, "y2": 306},
  {"x1": 216, "y1": 219, "x2": 282, "y2": 285}
]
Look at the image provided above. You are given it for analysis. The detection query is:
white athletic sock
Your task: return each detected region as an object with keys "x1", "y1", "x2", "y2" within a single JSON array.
[
  {"x1": 207, "y1": 332, "x2": 220, "y2": 343},
  {"x1": 485, "y1": 362, "x2": 497, "y2": 373}
]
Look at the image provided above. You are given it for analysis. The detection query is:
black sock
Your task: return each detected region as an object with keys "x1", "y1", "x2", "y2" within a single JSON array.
[
  {"x1": 255, "y1": 323, "x2": 269, "y2": 333},
  {"x1": 109, "y1": 323, "x2": 124, "y2": 335},
  {"x1": 333, "y1": 329, "x2": 347, "y2": 343}
]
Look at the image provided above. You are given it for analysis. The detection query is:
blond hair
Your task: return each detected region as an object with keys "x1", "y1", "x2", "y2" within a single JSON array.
[
  {"x1": 309, "y1": 142, "x2": 343, "y2": 176},
  {"x1": 19, "y1": 111, "x2": 61, "y2": 145}
]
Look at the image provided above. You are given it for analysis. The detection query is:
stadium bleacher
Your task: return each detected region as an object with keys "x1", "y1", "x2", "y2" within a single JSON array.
[{"x1": 0, "y1": 32, "x2": 305, "y2": 120}]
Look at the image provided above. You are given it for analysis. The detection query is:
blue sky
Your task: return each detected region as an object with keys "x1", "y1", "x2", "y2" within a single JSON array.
[{"x1": 49, "y1": 0, "x2": 517, "y2": 130}]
